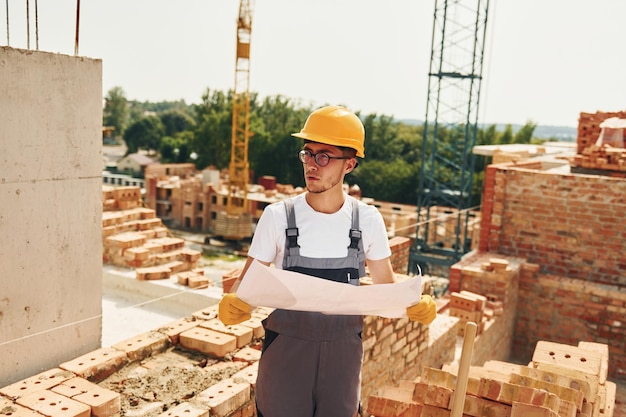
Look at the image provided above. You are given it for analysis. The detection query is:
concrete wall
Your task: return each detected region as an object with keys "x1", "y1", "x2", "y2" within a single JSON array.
[{"x1": 0, "y1": 47, "x2": 103, "y2": 385}]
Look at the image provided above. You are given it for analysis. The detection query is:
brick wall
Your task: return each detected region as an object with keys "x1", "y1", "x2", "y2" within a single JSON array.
[
  {"x1": 389, "y1": 236, "x2": 411, "y2": 275},
  {"x1": 480, "y1": 165, "x2": 626, "y2": 286},
  {"x1": 479, "y1": 162, "x2": 626, "y2": 381},
  {"x1": 513, "y1": 271, "x2": 626, "y2": 380},
  {"x1": 449, "y1": 253, "x2": 523, "y2": 365},
  {"x1": 361, "y1": 311, "x2": 460, "y2": 412}
]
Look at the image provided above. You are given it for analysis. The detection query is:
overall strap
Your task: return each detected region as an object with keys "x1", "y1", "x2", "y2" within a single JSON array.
[
  {"x1": 347, "y1": 196, "x2": 366, "y2": 277},
  {"x1": 283, "y1": 198, "x2": 300, "y2": 266}
]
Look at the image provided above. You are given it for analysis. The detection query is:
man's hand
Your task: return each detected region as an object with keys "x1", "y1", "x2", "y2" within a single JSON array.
[
  {"x1": 218, "y1": 293, "x2": 252, "y2": 325},
  {"x1": 406, "y1": 294, "x2": 437, "y2": 325}
]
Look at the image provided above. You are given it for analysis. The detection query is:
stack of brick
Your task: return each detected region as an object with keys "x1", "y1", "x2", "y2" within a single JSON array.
[
  {"x1": 367, "y1": 340, "x2": 616, "y2": 417},
  {"x1": 222, "y1": 267, "x2": 244, "y2": 293},
  {"x1": 0, "y1": 369, "x2": 122, "y2": 417},
  {"x1": 102, "y1": 185, "x2": 203, "y2": 284},
  {"x1": 448, "y1": 290, "x2": 487, "y2": 335},
  {"x1": 449, "y1": 255, "x2": 521, "y2": 295},
  {"x1": 0, "y1": 303, "x2": 271, "y2": 417},
  {"x1": 572, "y1": 110, "x2": 626, "y2": 175},
  {"x1": 449, "y1": 254, "x2": 537, "y2": 367},
  {"x1": 176, "y1": 268, "x2": 210, "y2": 289},
  {"x1": 576, "y1": 111, "x2": 626, "y2": 154},
  {"x1": 571, "y1": 145, "x2": 626, "y2": 175}
]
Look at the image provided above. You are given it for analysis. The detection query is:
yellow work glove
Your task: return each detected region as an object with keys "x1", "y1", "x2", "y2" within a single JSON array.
[
  {"x1": 406, "y1": 294, "x2": 437, "y2": 325},
  {"x1": 218, "y1": 293, "x2": 252, "y2": 325}
]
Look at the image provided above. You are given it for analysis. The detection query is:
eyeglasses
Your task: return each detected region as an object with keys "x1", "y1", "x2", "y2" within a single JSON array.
[{"x1": 298, "y1": 149, "x2": 350, "y2": 167}]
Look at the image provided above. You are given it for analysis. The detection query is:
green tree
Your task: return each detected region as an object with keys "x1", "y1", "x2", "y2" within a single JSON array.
[
  {"x1": 160, "y1": 110, "x2": 195, "y2": 137},
  {"x1": 160, "y1": 131, "x2": 194, "y2": 163},
  {"x1": 513, "y1": 121, "x2": 537, "y2": 144},
  {"x1": 103, "y1": 86, "x2": 129, "y2": 140},
  {"x1": 191, "y1": 88, "x2": 233, "y2": 170},
  {"x1": 249, "y1": 96, "x2": 311, "y2": 186},
  {"x1": 124, "y1": 115, "x2": 165, "y2": 155},
  {"x1": 362, "y1": 113, "x2": 402, "y2": 162},
  {"x1": 350, "y1": 158, "x2": 417, "y2": 204}
]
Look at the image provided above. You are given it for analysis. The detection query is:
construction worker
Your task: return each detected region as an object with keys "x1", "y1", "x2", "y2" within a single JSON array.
[{"x1": 218, "y1": 105, "x2": 437, "y2": 417}]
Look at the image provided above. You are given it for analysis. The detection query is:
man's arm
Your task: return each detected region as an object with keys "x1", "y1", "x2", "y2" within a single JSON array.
[
  {"x1": 219, "y1": 256, "x2": 271, "y2": 325},
  {"x1": 366, "y1": 257, "x2": 396, "y2": 284},
  {"x1": 229, "y1": 256, "x2": 271, "y2": 293}
]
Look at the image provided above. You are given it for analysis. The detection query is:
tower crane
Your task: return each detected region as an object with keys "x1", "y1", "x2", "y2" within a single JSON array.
[
  {"x1": 409, "y1": 0, "x2": 491, "y2": 274},
  {"x1": 214, "y1": 0, "x2": 254, "y2": 240}
]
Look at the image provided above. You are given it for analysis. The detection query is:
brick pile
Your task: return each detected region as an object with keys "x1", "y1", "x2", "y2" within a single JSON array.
[
  {"x1": 448, "y1": 290, "x2": 499, "y2": 336},
  {"x1": 0, "y1": 290, "x2": 440, "y2": 417},
  {"x1": 571, "y1": 110, "x2": 626, "y2": 175},
  {"x1": 575, "y1": 111, "x2": 626, "y2": 154},
  {"x1": 102, "y1": 185, "x2": 204, "y2": 287},
  {"x1": 0, "y1": 303, "x2": 270, "y2": 417},
  {"x1": 571, "y1": 146, "x2": 626, "y2": 175},
  {"x1": 367, "y1": 340, "x2": 616, "y2": 417},
  {"x1": 447, "y1": 254, "x2": 536, "y2": 368}
]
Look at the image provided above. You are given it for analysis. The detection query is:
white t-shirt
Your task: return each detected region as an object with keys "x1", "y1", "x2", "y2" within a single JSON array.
[{"x1": 248, "y1": 193, "x2": 391, "y2": 269}]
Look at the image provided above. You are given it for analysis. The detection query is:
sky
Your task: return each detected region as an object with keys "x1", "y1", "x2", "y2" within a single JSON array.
[{"x1": 2, "y1": 0, "x2": 625, "y2": 128}]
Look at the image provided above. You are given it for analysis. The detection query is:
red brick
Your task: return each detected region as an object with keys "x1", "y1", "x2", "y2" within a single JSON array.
[
  {"x1": 157, "y1": 402, "x2": 209, "y2": 417},
  {"x1": 197, "y1": 378, "x2": 250, "y2": 417},
  {"x1": 366, "y1": 387, "x2": 421, "y2": 417},
  {"x1": 232, "y1": 363, "x2": 259, "y2": 388},
  {"x1": 232, "y1": 347, "x2": 261, "y2": 363},
  {"x1": 180, "y1": 327, "x2": 237, "y2": 357},
  {"x1": 16, "y1": 390, "x2": 91, "y2": 417},
  {"x1": 0, "y1": 368, "x2": 75, "y2": 400},
  {"x1": 510, "y1": 402, "x2": 559, "y2": 417},
  {"x1": 51, "y1": 377, "x2": 121, "y2": 417},
  {"x1": 199, "y1": 319, "x2": 253, "y2": 348},
  {"x1": 156, "y1": 317, "x2": 203, "y2": 345},
  {"x1": 449, "y1": 292, "x2": 482, "y2": 312},
  {"x1": 531, "y1": 341, "x2": 603, "y2": 380},
  {"x1": 0, "y1": 397, "x2": 41, "y2": 417},
  {"x1": 412, "y1": 382, "x2": 452, "y2": 408},
  {"x1": 111, "y1": 331, "x2": 170, "y2": 362},
  {"x1": 59, "y1": 348, "x2": 129, "y2": 382}
]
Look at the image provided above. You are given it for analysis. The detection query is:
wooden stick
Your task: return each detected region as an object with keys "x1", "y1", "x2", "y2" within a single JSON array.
[{"x1": 450, "y1": 321, "x2": 477, "y2": 417}]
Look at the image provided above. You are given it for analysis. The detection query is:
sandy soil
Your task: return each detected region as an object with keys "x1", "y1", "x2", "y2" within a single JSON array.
[{"x1": 99, "y1": 347, "x2": 249, "y2": 416}]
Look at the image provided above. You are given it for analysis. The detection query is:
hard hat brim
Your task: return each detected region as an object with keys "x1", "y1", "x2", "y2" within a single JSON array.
[{"x1": 292, "y1": 131, "x2": 365, "y2": 158}]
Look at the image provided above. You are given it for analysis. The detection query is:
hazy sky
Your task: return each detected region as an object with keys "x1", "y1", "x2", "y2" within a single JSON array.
[{"x1": 3, "y1": 0, "x2": 625, "y2": 127}]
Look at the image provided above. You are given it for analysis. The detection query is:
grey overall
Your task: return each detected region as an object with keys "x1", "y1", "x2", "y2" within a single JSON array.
[{"x1": 255, "y1": 196, "x2": 366, "y2": 417}]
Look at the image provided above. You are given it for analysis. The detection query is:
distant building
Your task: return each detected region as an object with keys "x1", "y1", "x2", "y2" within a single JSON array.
[
  {"x1": 139, "y1": 163, "x2": 472, "y2": 246},
  {"x1": 143, "y1": 164, "x2": 293, "y2": 233},
  {"x1": 116, "y1": 153, "x2": 155, "y2": 177}
]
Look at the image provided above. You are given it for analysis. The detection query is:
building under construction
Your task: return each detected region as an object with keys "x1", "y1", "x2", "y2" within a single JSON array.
[{"x1": 1, "y1": 45, "x2": 625, "y2": 416}]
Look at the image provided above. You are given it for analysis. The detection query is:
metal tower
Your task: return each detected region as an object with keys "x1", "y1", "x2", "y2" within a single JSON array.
[
  {"x1": 410, "y1": 0, "x2": 491, "y2": 273},
  {"x1": 214, "y1": 0, "x2": 254, "y2": 240}
]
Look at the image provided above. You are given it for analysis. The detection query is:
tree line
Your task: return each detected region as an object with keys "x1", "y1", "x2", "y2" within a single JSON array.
[{"x1": 103, "y1": 86, "x2": 541, "y2": 205}]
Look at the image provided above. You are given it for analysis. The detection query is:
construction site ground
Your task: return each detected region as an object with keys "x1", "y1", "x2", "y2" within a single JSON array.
[{"x1": 101, "y1": 246, "x2": 250, "y2": 415}]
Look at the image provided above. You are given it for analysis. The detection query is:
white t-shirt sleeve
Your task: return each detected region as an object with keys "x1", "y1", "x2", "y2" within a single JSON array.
[
  {"x1": 358, "y1": 202, "x2": 392, "y2": 261},
  {"x1": 247, "y1": 201, "x2": 286, "y2": 265}
]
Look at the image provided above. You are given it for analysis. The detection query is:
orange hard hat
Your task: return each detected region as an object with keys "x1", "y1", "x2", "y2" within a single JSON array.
[{"x1": 292, "y1": 105, "x2": 365, "y2": 158}]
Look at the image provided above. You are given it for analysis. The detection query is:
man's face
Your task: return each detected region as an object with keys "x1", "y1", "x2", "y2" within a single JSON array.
[{"x1": 300, "y1": 142, "x2": 355, "y2": 194}]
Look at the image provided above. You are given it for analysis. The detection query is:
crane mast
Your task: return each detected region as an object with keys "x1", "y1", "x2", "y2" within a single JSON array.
[
  {"x1": 409, "y1": 0, "x2": 490, "y2": 274},
  {"x1": 214, "y1": 0, "x2": 254, "y2": 240}
]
